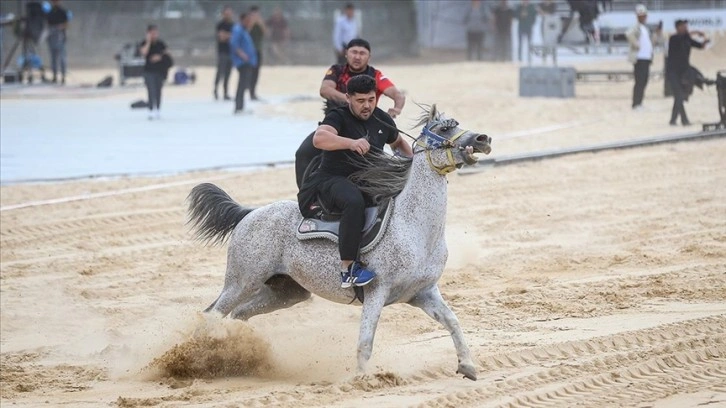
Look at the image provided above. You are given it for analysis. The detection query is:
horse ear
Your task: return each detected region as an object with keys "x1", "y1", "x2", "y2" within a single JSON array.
[{"x1": 429, "y1": 104, "x2": 438, "y2": 122}]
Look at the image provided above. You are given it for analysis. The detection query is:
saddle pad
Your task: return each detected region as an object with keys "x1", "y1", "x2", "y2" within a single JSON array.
[{"x1": 296, "y1": 198, "x2": 394, "y2": 254}]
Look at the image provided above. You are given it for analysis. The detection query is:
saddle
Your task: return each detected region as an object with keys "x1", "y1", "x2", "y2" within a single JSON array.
[{"x1": 296, "y1": 198, "x2": 394, "y2": 254}]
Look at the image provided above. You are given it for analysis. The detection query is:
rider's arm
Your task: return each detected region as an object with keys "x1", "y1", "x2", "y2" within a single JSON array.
[
  {"x1": 313, "y1": 125, "x2": 355, "y2": 151},
  {"x1": 382, "y1": 86, "x2": 406, "y2": 117},
  {"x1": 320, "y1": 79, "x2": 348, "y2": 104},
  {"x1": 389, "y1": 135, "x2": 413, "y2": 158}
]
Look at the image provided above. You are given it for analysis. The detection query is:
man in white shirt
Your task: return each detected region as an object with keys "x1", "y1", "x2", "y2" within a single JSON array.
[
  {"x1": 333, "y1": 3, "x2": 359, "y2": 64},
  {"x1": 626, "y1": 4, "x2": 655, "y2": 110}
]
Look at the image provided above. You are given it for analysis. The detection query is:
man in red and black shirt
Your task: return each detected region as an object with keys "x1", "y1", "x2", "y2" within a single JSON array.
[{"x1": 295, "y1": 38, "x2": 406, "y2": 188}]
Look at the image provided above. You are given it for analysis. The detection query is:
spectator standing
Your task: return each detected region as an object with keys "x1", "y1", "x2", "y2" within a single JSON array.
[
  {"x1": 46, "y1": 0, "x2": 69, "y2": 84},
  {"x1": 538, "y1": 0, "x2": 561, "y2": 62},
  {"x1": 463, "y1": 0, "x2": 490, "y2": 61},
  {"x1": 667, "y1": 20, "x2": 709, "y2": 126},
  {"x1": 213, "y1": 6, "x2": 234, "y2": 101},
  {"x1": 139, "y1": 25, "x2": 169, "y2": 120},
  {"x1": 266, "y1": 6, "x2": 289, "y2": 65},
  {"x1": 559, "y1": 0, "x2": 599, "y2": 44},
  {"x1": 626, "y1": 4, "x2": 656, "y2": 111},
  {"x1": 493, "y1": 0, "x2": 514, "y2": 62},
  {"x1": 333, "y1": 3, "x2": 359, "y2": 65},
  {"x1": 515, "y1": 0, "x2": 537, "y2": 62},
  {"x1": 246, "y1": 5, "x2": 266, "y2": 101},
  {"x1": 230, "y1": 13, "x2": 258, "y2": 115}
]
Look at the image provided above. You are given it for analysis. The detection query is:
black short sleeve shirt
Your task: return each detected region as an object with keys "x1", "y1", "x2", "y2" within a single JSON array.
[
  {"x1": 141, "y1": 39, "x2": 167, "y2": 72},
  {"x1": 47, "y1": 6, "x2": 68, "y2": 26},
  {"x1": 319, "y1": 106, "x2": 399, "y2": 177},
  {"x1": 216, "y1": 20, "x2": 233, "y2": 54}
]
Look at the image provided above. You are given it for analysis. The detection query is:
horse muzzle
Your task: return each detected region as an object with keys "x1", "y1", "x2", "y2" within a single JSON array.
[
  {"x1": 460, "y1": 134, "x2": 492, "y2": 165},
  {"x1": 472, "y1": 134, "x2": 492, "y2": 155}
]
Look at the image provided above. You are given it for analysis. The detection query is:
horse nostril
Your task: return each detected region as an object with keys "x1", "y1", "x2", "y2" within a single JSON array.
[{"x1": 476, "y1": 135, "x2": 490, "y2": 143}]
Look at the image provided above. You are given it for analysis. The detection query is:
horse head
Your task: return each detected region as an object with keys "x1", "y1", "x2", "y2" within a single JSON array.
[{"x1": 414, "y1": 104, "x2": 492, "y2": 175}]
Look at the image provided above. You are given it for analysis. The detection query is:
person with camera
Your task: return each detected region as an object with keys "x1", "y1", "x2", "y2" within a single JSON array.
[
  {"x1": 667, "y1": 20, "x2": 710, "y2": 126},
  {"x1": 140, "y1": 24, "x2": 170, "y2": 120}
]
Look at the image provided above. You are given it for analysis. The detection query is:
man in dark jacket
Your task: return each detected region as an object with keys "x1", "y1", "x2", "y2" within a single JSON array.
[{"x1": 667, "y1": 20, "x2": 710, "y2": 126}]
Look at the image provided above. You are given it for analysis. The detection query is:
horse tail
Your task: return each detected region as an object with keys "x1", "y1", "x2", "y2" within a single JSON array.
[{"x1": 186, "y1": 183, "x2": 254, "y2": 245}]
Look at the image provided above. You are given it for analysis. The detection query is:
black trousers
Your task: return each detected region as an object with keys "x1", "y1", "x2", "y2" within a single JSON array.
[
  {"x1": 298, "y1": 173, "x2": 365, "y2": 261},
  {"x1": 518, "y1": 29, "x2": 532, "y2": 61},
  {"x1": 632, "y1": 59, "x2": 651, "y2": 107},
  {"x1": 668, "y1": 71, "x2": 689, "y2": 124},
  {"x1": 466, "y1": 31, "x2": 484, "y2": 61},
  {"x1": 249, "y1": 50, "x2": 262, "y2": 98},
  {"x1": 235, "y1": 65, "x2": 252, "y2": 111},
  {"x1": 214, "y1": 53, "x2": 232, "y2": 97},
  {"x1": 494, "y1": 32, "x2": 512, "y2": 61},
  {"x1": 143, "y1": 71, "x2": 164, "y2": 110},
  {"x1": 295, "y1": 132, "x2": 321, "y2": 189}
]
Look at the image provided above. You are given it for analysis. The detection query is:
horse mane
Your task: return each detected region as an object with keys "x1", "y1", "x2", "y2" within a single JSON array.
[
  {"x1": 332, "y1": 102, "x2": 443, "y2": 204},
  {"x1": 348, "y1": 152, "x2": 413, "y2": 204},
  {"x1": 412, "y1": 103, "x2": 440, "y2": 128}
]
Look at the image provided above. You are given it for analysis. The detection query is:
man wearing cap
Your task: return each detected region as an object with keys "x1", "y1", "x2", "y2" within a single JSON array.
[
  {"x1": 626, "y1": 4, "x2": 661, "y2": 111},
  {"x1": 667, "y1": 19, "x2": 710, "y2": 126},
  {"x1": 294, "y1": 38, "x2": 406, "y2": 188}
]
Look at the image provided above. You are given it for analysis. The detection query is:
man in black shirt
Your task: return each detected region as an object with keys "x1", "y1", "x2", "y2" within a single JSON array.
[
  {"x1": 214, "y1": 6, "x2": 234, "y2": 100},
  {"x1": 493, "y1": 0, "x2": 514, "y2": 61},
  {"x1": 295, "y1": 38, "x2": 406, "y2": 189},
  {"x1": 140, "y1": 25, "x2": 169, "y2": 120},
  {"x1": 46, "y1": 0, "x2": 69, "y2": 84},
  {"x1": 247, "y1": 5, "x2": 266, "y2": 101},
  {"x1": 667, "y1": 20, "x2": 710, "y2": 126},
  {"x1": 298, "y1": 75, "x2": 413, "y2": 288}
]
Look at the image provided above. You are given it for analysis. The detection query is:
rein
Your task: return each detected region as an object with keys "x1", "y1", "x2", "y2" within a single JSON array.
[{"x1": 372, "y1": 113, "x2": 467, "y2": 175}]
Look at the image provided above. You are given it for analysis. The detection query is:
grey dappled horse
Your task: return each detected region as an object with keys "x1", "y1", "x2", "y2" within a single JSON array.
[{"x1": 187, "y1": 105, "x2": 492, "y2": 380}]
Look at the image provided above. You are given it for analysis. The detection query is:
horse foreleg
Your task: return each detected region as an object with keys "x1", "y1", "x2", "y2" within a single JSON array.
[
  {"x1": 409, "y1": 286, "x2": 477, "y2": 381},
  {"x1": 357, "y1": 291, "x2": 386, "y2": 374}
]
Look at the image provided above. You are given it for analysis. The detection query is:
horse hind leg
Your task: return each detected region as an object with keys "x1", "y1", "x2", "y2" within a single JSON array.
[
  {"x1": 408, "y1": 286, "x2": 477, "y2": 381},
  {"x1": 229, "y1": 275, "x2": 311, "y2": 321}
]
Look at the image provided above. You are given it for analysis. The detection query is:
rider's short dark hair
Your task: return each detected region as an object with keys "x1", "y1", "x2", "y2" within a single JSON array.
[
  {"x1": 347, "y1": 38, "x2": 371, "y2": 52},
  {"x1": 346, "y1": 75, "x2": 376, "y2": 95}
]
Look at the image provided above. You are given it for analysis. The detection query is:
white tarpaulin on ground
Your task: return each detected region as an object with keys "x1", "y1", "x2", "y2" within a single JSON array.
[{"x1": 0, "y1": 97, "x2": 315, "y2": 183}]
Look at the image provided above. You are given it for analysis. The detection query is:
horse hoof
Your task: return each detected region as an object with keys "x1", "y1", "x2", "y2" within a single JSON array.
[{"x1": 456, "y1": 363, "x2": 477, "y2": 381}]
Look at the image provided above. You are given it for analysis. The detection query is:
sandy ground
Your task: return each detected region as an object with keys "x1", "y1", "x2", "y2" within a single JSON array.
[{"x1": 1, "y1": 36, "x2": 726, "y2": 407}]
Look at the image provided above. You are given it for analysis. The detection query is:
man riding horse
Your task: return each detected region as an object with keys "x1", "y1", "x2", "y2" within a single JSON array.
[
  {"x1": 297, "y1": 75, "x2": 413, "y2": 288},
  {"x1": 294, "y1": 38, "x2": 406, "y2": 188}
]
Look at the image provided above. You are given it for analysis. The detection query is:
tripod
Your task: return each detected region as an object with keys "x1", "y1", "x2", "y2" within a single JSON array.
[{"x1": 2, "y1": 21, "x2": 48, "y2": 84}]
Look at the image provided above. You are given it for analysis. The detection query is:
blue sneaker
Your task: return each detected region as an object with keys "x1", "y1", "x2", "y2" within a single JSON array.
[{"x1": 341, "y1": 262, "x2": 376, "y2": 288}]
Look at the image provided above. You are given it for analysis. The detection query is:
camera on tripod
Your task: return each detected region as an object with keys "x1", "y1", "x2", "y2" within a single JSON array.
[{"x1": 1, "y1": 1, "x2": 49, "y2": 84}]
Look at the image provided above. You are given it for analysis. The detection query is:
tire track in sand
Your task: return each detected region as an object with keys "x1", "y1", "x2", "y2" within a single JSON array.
[{"x1": 409, "y1": 315, "x2": 726, "y2": 408}]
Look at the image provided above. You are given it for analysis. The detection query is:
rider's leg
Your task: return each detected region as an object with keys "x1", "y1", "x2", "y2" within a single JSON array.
[
  {"x1": 295, "y1": 132, "x2": 321, "y2": 189},
  {"x1": 319, "y1": 177, "x2": 374, "y2": 287},
  {"x1": 320, "y1": 176, "x2": 365, "y2": 267},
  {"x1": 230, "y1": 275, "x2": 311, "y2": 320},
  {"x1": 408, "y1": 286, "x2": 477, "y2": 380}
]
